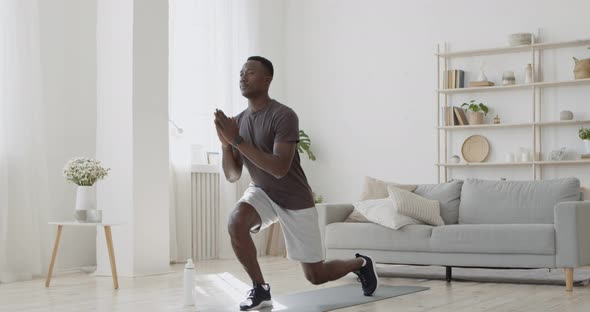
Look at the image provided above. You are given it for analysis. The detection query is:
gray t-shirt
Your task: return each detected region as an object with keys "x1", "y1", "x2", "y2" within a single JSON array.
[{"x1": 235, "y1": 100, "x2": 315, "y2": 210}]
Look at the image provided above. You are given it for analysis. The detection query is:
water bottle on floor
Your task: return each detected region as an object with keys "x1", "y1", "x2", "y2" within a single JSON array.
[{"x1": 184, "y1": 259, "x2": 195, "y2": 306}]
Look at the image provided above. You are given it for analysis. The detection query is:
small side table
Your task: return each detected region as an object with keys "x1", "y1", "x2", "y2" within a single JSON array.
[{"x1": 46, "y1": 222, "x2": 120, "y2": 289}]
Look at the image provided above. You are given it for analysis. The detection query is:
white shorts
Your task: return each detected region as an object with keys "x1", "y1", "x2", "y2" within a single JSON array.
[{"x1": 238, "y1": 186, "x2": 325, "y2": 263}]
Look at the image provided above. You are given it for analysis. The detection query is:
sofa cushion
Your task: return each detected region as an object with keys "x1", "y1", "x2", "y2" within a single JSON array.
[
  {"x1": 459, "y1": 178, "x2": 580, "y2": 224},
  {"x1": 414, "y1": 180, "x2": 463, "y2": 225},
  {"x1": 431, "y1": 224, "x2": 555, "y2": 255},
  {"x1": 325, "y1": 223, "x2": 433, "y2": 252}
]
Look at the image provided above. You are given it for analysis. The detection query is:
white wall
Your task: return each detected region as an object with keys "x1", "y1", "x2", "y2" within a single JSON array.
[
  {"x1": 38, "y1": 0, "x2": 97, "y2": 272},
  {"x1": 95, "y1": 0, "x2": 135, "y2": 277},
  {"x1": 168, "y1": 0, "x2": 286, "y2": 158},
  {"x1": 285, "y1": 0, "x2": 590, "y2": 203},
  {"x1": 131, "y1": 0, "x2": 171, "y2": 275},
  {"x1": 96, "y1": 0, "x2": 170, "y2": 277}
]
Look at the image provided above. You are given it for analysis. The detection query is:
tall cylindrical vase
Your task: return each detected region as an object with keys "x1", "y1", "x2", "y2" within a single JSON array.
[
  {"x1": 585, "y1": 140, "x2": 590, "y2": 154},
  {"x1": 75, "y1": 185, "x2": 96, "y2": 211},
  {"x1": 524, "y1": 64, "x2": 533, "y2": 84}
]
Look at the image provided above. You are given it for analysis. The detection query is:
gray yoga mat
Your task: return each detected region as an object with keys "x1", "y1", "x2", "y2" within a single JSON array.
[{"x1": 198, "y1": 284, "x2": 429, "y2": 312}]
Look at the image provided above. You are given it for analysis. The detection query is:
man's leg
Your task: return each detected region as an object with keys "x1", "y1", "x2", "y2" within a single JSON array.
[
  {"x1": 228, "y1": 202, "x2": 265, "y2": 285},
  {"x1": 300, "y1": 259, "x2": 364, "y2": 285},
  {"x1": 301, "y1": 255, "x2": 379, "y2": 296},
  {"x1": 276, "y1": 205, "x2": 379, "y2": 296}
]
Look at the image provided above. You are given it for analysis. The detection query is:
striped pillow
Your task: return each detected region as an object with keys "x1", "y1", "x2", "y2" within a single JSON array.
[
  {"x1": 352, "y1": 197, "x2": 423, "y2": 230},
  {"x1": 387, "y1": 186, "x2": 445, "y2": 226}
]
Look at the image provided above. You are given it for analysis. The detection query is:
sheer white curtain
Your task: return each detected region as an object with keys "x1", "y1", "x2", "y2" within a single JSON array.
[
  {"x1": 169, "y1": 0, "x2": 260, "y2": 262},
  {"x1": 0, "y1": 0, "x2": 49, "y2": 283}
]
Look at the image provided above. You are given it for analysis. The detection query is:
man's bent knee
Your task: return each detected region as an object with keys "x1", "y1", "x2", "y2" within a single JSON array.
[
  {"x1": 227, "y1": 203, "x2": 261, "y2": 238},
  {"x1": 304, "y1": 271, "x2": 325, "y2": 285},
  {"x1": 302, "y1": 263, "x2": 326, "y2": 285}
]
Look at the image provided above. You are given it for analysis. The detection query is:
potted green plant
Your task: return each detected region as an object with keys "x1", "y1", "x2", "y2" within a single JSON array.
[
  {"x1": 313, "y1": 193, "x2": 324, "y2": 204},
  {"x1": 461, "y1": 100, "x2": 489, "y2": 125},
  {"x1": 298, "y1": 130, "x2": 323, "y2": 202},
  {"x1": 573, "y1": 47, "x2": 590, "y2": 80},
  {"x1": 298, "y1": 130, "x2": 316, "y2": 161},
  {"x1": 580, "y1": 127, "x2": 590, "y2": 153}
]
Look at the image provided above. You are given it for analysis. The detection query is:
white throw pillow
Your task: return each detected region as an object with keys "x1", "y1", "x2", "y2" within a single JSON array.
[
  {"x1": 387, "y1": 186, "x2": 445, "y2": 226},
  {"x1": 352, "y1": 197, "x2": 423, "y2": 230}
]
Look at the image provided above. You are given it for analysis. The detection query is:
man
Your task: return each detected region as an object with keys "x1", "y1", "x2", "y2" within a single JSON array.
[{"x1": 214, "y1": 56, "x2": 378, "y2": 311}]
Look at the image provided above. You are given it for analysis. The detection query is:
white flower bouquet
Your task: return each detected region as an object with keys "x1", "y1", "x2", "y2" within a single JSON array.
[{"x1": 63, "y1": 157, "x2": 110, "y2": 186}]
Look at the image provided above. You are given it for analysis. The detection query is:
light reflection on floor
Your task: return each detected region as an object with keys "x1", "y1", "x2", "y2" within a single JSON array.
[{"x1": 194, "y1": 272, "x2": 288, "y2": 311}]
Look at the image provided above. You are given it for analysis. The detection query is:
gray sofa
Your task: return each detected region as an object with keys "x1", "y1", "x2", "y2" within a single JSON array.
[{"x1": 318, "y1": 178, "x2": 590, "y2": 291}]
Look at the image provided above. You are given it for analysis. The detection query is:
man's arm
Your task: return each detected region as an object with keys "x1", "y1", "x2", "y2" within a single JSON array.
[
  {"x1": 215, "y1": 118, "x2": 243, "y2": 183},
  {"x1": 221, "y1": 143, "x2": 243, "y2": 183},
  {"x1": 214, "y1": 109, "x2": 295, "y2": 180},
  {"x1": 235, "y1": 141, "x2": 296, "y2": 179}
]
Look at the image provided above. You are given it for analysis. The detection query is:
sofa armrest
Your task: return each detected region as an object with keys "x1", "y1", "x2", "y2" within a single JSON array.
[
  {"x1": 554, "y1": 201, "x2": 590, "y2": 267},
  {"x1": 316, "y1": 203, "x2": 354, "y2": 249}
]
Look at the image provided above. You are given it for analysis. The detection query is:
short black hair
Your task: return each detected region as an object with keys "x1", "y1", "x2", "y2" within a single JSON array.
[{"x1": 247, "y1": 56, "x2": 274, "y2": 77}]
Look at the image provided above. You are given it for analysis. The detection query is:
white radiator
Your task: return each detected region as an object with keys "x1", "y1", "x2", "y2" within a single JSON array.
[
  {"x1": 189, "y1": 166, "x2": 272, "y2": 260},
  {"x1": 191, "y1": 170, "x2": 220, "y2": 260}
]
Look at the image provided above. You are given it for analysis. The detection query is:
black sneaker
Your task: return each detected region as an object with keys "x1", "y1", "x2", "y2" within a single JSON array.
[
  {"x1": 355, "y1": 253, "x2": 379, "y2": 296},
  {"x1": 239, "y1": 283, "x2": 272, "y2": 311}
]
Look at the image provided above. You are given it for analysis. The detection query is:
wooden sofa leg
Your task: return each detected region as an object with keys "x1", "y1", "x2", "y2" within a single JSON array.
[
  {"x1": 446, "y1": 266, "x2": 452, "y2": 282},
  {"x1": 565, "y1": 268, "x2": 573, "y2": 291}
]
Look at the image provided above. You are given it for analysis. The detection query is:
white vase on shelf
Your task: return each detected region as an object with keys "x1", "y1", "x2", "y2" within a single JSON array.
[
  {"x1": 75, "y1": 185, "x2": 96, "y2": 211},
  {"x1": 524, "y1": 64, "x2": 533, "y2": 83},
  {"x1": 477, "y1": 70, "x2": 487, "y2": 82},
  {"x1": 584, "y1": 140, "x2": 590, "y2": 154}
]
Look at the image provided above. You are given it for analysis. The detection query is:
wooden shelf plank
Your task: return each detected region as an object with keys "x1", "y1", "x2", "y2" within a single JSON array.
[
  {"x1": 534, "y1": 78, "x2": 590, "y2": 88},
  {"x1": 534, "y1": 39, "x2": 590, "y2": 51},
  {"x1": 436, "y1": 39, "x2": 590, "y2": 58},
  {"x1": 535, "y1": 160, "x2": 590, "y2": 165},
  {"x1": 437, "y1": 78, "x2": 590, "y2": 94},
  {"x1": 438, "y1": 120, "x2": 590, "y2": 130},
  {"x1": 437, "y1": 45, "x2": 531, "y2": 58},
  {"x1": 437, "y1": 160, "x2": 590, "y2": 167},
  {"x1": 437, "y1": 84, "x2": 532, "y2": 94},
  {"x1": 439, "y1": 122, "x2": 533, "y2": 130},
  {"x1": 536, "y1": 120, "x2": 590, "y2": 127},
  {"x1": 436, "y1": 162, "x2": 533, "y2": 167}
]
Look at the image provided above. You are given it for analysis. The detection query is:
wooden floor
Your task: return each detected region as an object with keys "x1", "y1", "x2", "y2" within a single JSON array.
[{"x1": 1, "y1": 257, "x2": 590, "y2": 312}]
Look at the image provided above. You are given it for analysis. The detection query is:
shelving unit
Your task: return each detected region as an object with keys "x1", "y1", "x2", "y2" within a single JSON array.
[{"x1": 436, "y1": 38, "x2": 590, "y2": 183}]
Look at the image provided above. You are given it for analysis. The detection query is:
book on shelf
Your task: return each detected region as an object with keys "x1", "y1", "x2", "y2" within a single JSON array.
[
  {"x1": 444, "y1": 69, "x2": 464, "y2": 89},
  {"x1": 442, "y1": 106, "x2": 455, "y2": 126},
  {"x1": 453, "y1": 106, "x2": 469, "y2": 125},
  {"x1": 469, "y1": 80, "x2": 495, "y2": 87}
]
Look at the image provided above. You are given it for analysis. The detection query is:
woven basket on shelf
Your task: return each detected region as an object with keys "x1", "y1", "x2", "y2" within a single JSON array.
[{"x1": 573, "y1": 57, "x2": 590, "y2": 79}]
